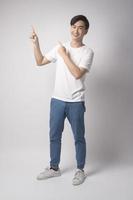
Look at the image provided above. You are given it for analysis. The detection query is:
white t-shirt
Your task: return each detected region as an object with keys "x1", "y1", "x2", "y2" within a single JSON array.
[{"x1": 45, "y1": 41, "x2": 94, "y2": 102}]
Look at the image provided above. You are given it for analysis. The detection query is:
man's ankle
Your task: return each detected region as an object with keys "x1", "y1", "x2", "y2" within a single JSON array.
[
  {"x1": 50, "y1": 166, "x2": 59, "y2": 171},
  {"x1": 77, "y1": 168, "x2": 84, "y2": 172}
]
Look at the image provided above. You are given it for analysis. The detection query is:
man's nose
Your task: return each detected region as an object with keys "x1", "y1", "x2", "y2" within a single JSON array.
[{"x1": 74, "y1": 28, "x2": 78, "y2": 33}]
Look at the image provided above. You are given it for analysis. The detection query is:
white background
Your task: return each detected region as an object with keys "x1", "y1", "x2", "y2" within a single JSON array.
[{"x1": 0, "y1": 0, "x2": 133, "y2": 199}]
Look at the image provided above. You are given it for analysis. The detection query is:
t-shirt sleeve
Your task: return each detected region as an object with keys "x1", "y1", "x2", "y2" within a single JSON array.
[
  {"x1": 79, "y1": 49, "x2": 94, "y2": 72},
  {"x1": 45, "y1": 46, "x2": 58, "y2": 63}
]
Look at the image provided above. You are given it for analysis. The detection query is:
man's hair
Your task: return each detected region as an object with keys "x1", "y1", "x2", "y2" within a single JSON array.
[{"x1": 70, "y1": 15, "x2": 89, "y2": 30}]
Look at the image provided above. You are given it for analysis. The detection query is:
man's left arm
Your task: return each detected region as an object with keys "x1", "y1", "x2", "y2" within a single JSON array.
[{"x1": 58, "y1": 44, "x2": 88, "y2": 79}]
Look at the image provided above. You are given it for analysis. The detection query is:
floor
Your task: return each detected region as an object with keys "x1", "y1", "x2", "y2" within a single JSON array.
[{"x1": 0, "y1": 149, "x2": 133, "y2": 200}]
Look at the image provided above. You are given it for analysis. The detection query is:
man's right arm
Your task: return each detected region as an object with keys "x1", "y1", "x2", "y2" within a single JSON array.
[
  {"x1": 30, "y1": 26, "x2": 51, "y2": 66},
  {"x1": 33, "y1": 43, "x2": 51, "y2": 66}
]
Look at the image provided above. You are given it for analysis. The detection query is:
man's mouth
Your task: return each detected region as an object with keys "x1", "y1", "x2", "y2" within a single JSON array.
[{"x1": 73, "y1": 34, "x2": 79, "y2": 37}]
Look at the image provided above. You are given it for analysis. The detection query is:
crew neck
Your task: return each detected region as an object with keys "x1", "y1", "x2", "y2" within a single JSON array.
[{"x1": 69, "y1": 41, "x2": 86, "y2": 49}]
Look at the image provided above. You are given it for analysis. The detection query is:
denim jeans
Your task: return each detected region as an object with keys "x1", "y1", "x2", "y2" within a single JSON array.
[{"x1": 49, "y1": 98, "x2": 86, "y2": 170}]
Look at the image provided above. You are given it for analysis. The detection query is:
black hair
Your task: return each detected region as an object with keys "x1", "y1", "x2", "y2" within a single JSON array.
[{"x1": 70, "y1": 15, "x2": 89, "y2": 30}]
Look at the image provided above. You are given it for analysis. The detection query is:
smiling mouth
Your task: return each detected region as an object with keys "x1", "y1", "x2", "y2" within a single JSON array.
[{"x1": 73, "y1": 34, "x2": 79, "y2": 37}]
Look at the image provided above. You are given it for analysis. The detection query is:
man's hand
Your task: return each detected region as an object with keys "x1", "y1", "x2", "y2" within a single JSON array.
[
  {"x1": 30, "y1": 25, "x2": 39, "y2": 47},
  {"x1": 58, "y1": 41, "x2": 68, "y2": 58}
]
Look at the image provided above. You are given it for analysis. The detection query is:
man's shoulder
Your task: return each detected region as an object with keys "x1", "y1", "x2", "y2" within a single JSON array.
[
  {"x1": 62, "y1": 41, "x2": 70, "y2": 47},
  {"x1": 84, "y1": 45, "x2": 94, "y2": 54}
]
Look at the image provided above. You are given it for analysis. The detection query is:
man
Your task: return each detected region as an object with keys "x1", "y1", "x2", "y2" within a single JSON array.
[{"x1": 30, "y1": 15, "x2": 94, "y2": 185}]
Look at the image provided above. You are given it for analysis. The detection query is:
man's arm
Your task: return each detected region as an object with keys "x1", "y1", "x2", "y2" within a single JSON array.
[
  {"x1": 62, "y1": 54, "x2": 88, "y2": 79},
  {"x1": 58, "y1": 43, "x2": 88, "y2": 79},
  {"x1": 33, "y1": 44, "x2": 51, "y2": 66},
  {"x1": 30, "y1": 26, "x2": 51, "y2": 66}
]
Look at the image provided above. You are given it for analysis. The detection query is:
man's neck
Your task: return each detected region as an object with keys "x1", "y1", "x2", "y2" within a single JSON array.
[{"x1": 70, "y1": 40, "x2": 84, "y2": 48}]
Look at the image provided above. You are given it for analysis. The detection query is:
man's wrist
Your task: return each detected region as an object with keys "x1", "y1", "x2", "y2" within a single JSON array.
[
  {"x1": 62, "y1": 53, "x2": 69, "y2": 60},
  {"x1": 34, "y1": 43, "x2": 39, "y2": 49}
]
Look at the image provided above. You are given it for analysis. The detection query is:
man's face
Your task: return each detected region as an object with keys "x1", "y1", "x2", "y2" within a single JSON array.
[{"x1": 70, "y1": 20, "x2": 88, "y2": 41}]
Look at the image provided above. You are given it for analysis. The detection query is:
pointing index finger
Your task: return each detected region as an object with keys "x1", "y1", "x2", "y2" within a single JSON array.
[
  {"x1": 58, "y1": 41, "x2": 63, "y2": 47},
  {"x1": 31, "y1": 25, "x2": 36, "y2": 33}
]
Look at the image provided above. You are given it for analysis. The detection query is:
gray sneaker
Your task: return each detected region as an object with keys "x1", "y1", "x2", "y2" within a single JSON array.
[
  {"x1": 37, "y1": 167, "x2": 61, "y2": 180},
  {"x1": 72, "y1": 169, "x2": 86, "y2": 185}
]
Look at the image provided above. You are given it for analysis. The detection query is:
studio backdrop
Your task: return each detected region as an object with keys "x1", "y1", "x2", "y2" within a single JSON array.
[{"x1": 0, "y1": 0, "x2": 133, "y2": 169}]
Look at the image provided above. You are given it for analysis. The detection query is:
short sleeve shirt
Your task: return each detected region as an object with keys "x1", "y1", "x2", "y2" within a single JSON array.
[{"x1": 45, "y1": 41, "x2": 94, "y2": 102}]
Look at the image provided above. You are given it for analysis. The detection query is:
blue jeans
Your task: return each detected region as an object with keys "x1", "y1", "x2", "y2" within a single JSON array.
[{"x1": 49, "y1": 98, "x2": 86, "y2": 170}]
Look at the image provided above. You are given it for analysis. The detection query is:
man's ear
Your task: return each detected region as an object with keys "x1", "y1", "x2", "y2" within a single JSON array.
[{"x1": 85, "y1": 29, "x2": 88, "y2": 35}]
